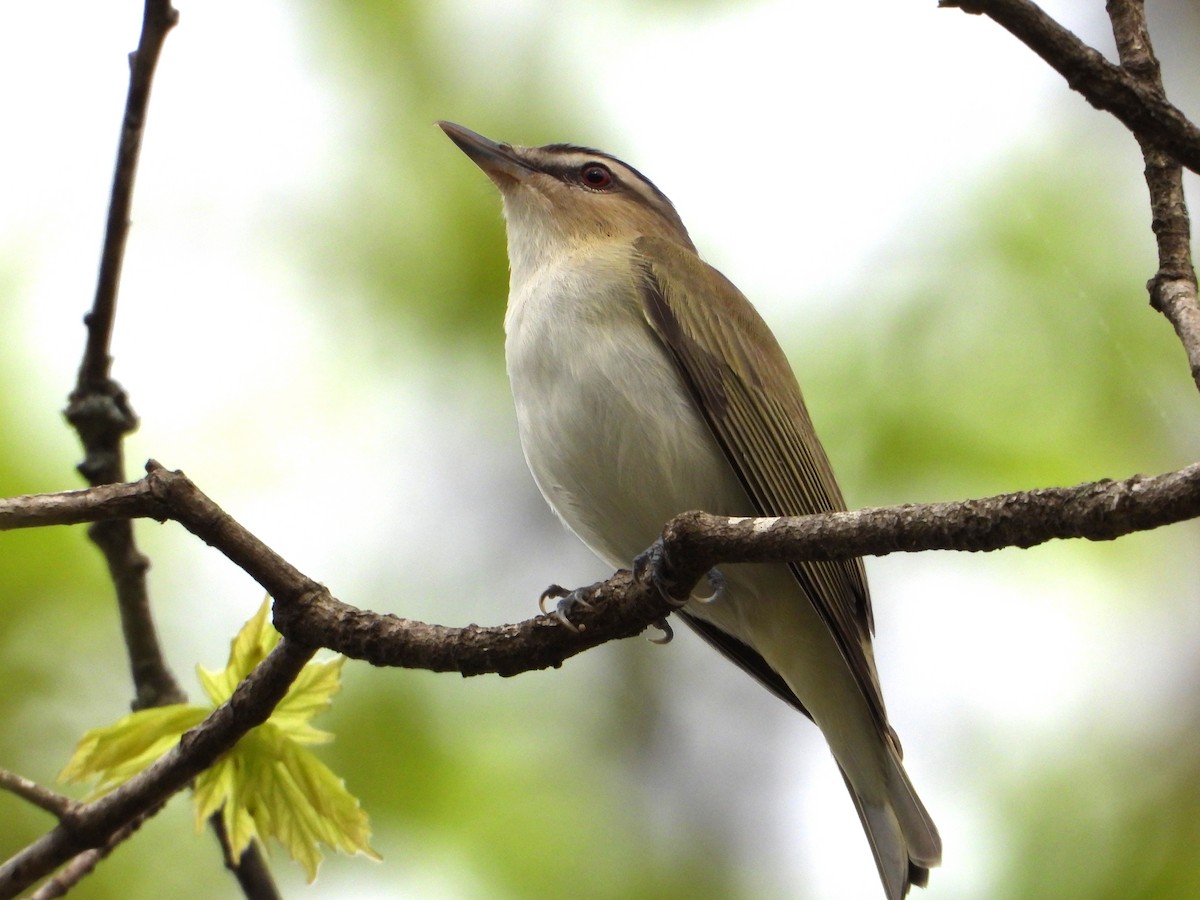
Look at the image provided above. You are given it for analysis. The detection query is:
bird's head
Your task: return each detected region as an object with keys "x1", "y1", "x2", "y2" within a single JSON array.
[{"x1": 439, "y1": 121, "x2": 695, "y2": 278}]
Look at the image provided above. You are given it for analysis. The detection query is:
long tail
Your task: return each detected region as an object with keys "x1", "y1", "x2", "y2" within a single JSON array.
[{"x1": 839, "y1": 750, "x2": 941, "y2": 900}]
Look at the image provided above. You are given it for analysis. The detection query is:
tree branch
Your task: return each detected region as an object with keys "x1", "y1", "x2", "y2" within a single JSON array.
[
  {"x1": 71, "y1": 0, "x2": 177, "y2": 398},
  {"x1": 655, "y1": 464, "x2": 1200, "y2": 594},
  {"x1": 0, "y1": 771, "x2": 76, "y2": 821},
  {"x1": 3, "y1": 461, "x2": 1199, "y2": 674},
  {"x1": 62, "y1": 0, "x2": 183, "y2": 712},
  {"x1": 939, "y1": 0, "x2": 1200, "y2": 177},
  {"x1": 26, "y1": 813, "x2": 152, "y2": 900},
  {"x1": 209, "y1": 817, "x2": 282, "y2": 900},
  {"x1": 5, "y1": 457, "x2": 1196, "y2": 895},
  {"x1": 47, "y1": 2, "x2": 282, "y2": 894},
  {"x1": 1105, "y1": 0, "x2": 1200, "y2": 391}
]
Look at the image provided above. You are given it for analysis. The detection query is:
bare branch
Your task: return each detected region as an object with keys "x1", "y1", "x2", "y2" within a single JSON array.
[
  {"x1": 654, "y1": 464, "x2": 1200, "y2": 595},
  {"x1": 46, "y1": 7, "x2": 281, "y2": 893},
  {"x1": 4, "y1": 461, "x2": 1200, "y2": 673},
  {"x1": 71, "y1": 0, "x2": 177, "y2": 398},
  {"x1": 1105, "y1": 0, "x2": 1200, "y2": 390},
  {"x1": 940, "y1": 0, "x2": 1200, "y2": 176},
  {"x1": 0, "y1": 771, "x2": 76, "y2": 820},
  {"x1": 61, "y1": 0, "x2": 183, "y2": 711},
  {"x1": 210, "y1": 817, "x2": 282, "y2": 900},
  {"x1": 0, "y1": 481, "x2": 166, "y2": 529},
  {"x1": 5, "y1": 458, "x2": 1199, "y2": 895},
  {"x1": 26, "y1": 813, "x2": 151, "y2": 900}
]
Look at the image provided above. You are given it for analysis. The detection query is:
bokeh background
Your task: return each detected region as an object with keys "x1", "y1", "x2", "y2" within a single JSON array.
[{"x1": 3, "y1": 1, "x2": 1200, "y2": 897}]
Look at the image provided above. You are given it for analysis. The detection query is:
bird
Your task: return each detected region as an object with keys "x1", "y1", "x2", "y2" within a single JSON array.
[{"x1": 439, "y1": 120, "x2": 941, "y2": 899}]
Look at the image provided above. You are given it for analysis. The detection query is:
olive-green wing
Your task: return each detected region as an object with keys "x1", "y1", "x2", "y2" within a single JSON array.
[{"x1": 634, "y1": 234, "x2": 886, "y2": 732}]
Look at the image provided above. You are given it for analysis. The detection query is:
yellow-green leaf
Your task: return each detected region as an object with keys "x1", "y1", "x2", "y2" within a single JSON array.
[
  {"x1": 60, "y1": 704, "x2": 208, "y2": 795},
  {"x1": 197, "y1": 600, "x2": 279, "y2": 705},
  {"x1": 271, "y1": 656, "x2": 345, "y2": 745},
  {"x1": 61, "y1": 599, "x2": 375, "y2": 879},
  {"x1": 195, "y1": 721, "x2": 380, "y2": 881}
]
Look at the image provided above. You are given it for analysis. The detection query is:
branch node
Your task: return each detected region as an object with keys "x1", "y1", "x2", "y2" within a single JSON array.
[
  {"x1": 0, "y1": 770, "x2": 78, "y2": 821},
  {"x1": 63, "y1": 386, "x2": 139, "y2": 483}
]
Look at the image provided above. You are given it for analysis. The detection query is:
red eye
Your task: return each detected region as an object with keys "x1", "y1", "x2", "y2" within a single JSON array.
[{"x1": 580, "y1": 164, "x2": 613, "y2": 188}]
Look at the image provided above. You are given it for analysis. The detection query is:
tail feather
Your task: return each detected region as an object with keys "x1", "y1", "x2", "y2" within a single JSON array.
[
  {"x1": 886, "y1": 749, "x2": 942, "y2": 871},
  {"x1": 839, "y1": 753, "x2": 941, "y2": 900}
]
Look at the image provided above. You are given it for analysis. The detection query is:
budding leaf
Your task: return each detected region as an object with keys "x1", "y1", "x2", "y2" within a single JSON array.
[{"x1": 61, "y1": 600, "x2": 378, "y2": 880}]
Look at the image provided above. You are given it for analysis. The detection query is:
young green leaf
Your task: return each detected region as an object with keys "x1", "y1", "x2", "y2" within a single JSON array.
[{"x1": 60, "y1": 599, "x2": 377, "y2": 880}]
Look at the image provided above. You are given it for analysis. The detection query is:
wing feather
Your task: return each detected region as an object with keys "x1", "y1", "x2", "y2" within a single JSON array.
[{"x1": 635, "y1": 234, "x2": 886, "y2": 731}]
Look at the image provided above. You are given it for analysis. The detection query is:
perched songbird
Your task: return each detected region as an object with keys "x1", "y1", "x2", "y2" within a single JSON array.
[{"x1": 439, "y1": 121, "x2": 941, "y2": 899}]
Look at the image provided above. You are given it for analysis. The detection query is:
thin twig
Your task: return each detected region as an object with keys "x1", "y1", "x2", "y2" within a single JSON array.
[
  {"x1": 210, "y1": 816, "x2": 283, "y2": 900},
  {"x1": 50, "y1": 2, "x2": 281, "y2": 895},
  {"x1": 73, "y1": 0, "x2": 178, "y2": 396},
  {"x1": 940, "y1": 0, "x2": 1200, "y2": 176},
  {"x1": 62, "y1": 0, "x2": 183, "y2": 711},
  {"x1": 27, "y1": 812, "x2": 152, "y2": 900},
  {"x1": 0, "y1": 771, "x2": 76, "y2": 820},
  {"x1": 1106, "y1": 0, "x2": 1200, "y2": 391}
]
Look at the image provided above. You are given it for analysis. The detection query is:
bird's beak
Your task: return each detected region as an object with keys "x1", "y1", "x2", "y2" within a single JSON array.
[{"x1": 438, "y1": 121, "x2": 533, "y2": 185}]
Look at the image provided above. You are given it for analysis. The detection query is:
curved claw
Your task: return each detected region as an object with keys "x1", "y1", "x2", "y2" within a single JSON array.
[
  {"x1": 691, "y1": 568, "x2": 726, "y2": 605},
  {"x1": 648, "y1": 617, "x2": 674, "y2": 645},
  {"x1": 538, "y1": 584, "x2": 568, "y2": 616},
  {"x1": 539, "y1": 583, "x2": 593, "y2": 632}
]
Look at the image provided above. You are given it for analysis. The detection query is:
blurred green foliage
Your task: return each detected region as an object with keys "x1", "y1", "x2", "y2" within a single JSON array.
[
  {"x1": 287, "y1": 0, "x2": 602, "y2": 353},
  {"x1": 995, "y1": 717, "x2": 1200, "y2": 900},
  {"x1": 811, "y1": 153, "x2": 1197, "y2": 504}
]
